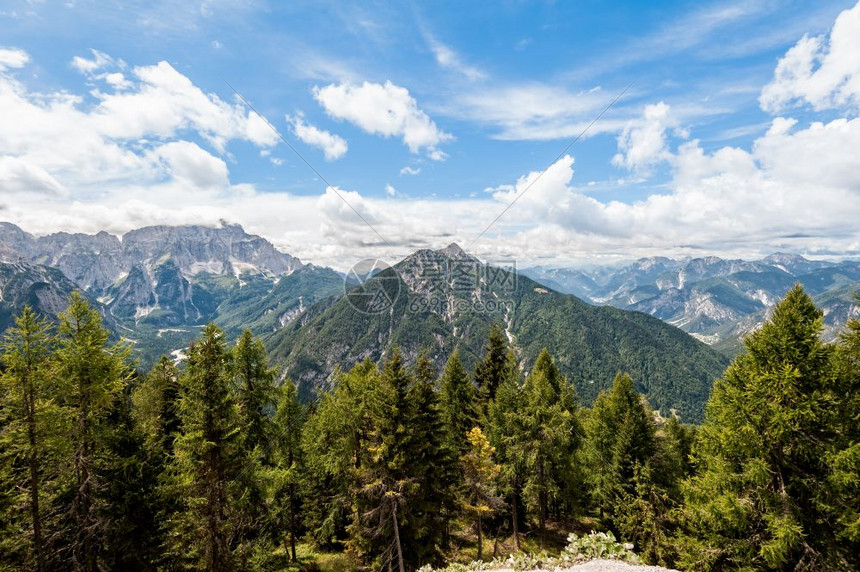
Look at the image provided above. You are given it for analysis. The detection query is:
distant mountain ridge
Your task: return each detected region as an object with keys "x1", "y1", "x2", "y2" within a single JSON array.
[
  {"x1": 0, "y1": 221, "x2": 302, "y2": 291},
  {"x1": 523, "y1": 253, "x2": 860, "y2": 354},
  {"x1": 0, "y1": 221, "x2": 341, "y2": 368}
]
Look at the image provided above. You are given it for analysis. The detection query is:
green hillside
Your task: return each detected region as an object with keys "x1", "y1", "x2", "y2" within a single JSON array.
[{"x1": 267, "y1": 248, "x2": 728, "y2": 421}]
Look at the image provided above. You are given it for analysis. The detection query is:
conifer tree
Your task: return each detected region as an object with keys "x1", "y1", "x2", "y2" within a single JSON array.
[
  {"x1": 439, "y1": 349, "x2": 478, "y2": 455},
  {"x1": 349, "y1": 349, "x2": 416, "y2": 571},
  {"x1": 681, "y1": 285, "x2": 855, "y2": 570},
  {"x1": 232, "y1": 330, "x2": 277, "y2": 458},
  {"x1": 487, "y1": 364, "x2": 526, "y2": 551},
  {"x1": 474, "y1": 325, "x2": 511, "y2": 402},
  {"x1": 829, "y1": 297, "x2": 860, "y2": 550},
  {"x1": 55, "y1": 293, "x2": 131, "y2": 572},
  {"x1": 587, "y1": 372, "x2": 657, "y2": 526},
  {"x1": 302, "y1": 360, "x2": 378, "y2": 548},
  {"x1": 516, "y1": 349, "x2": 577, "y2": 548},
  {"x1": 230, "y1": 330, "x2": 278, "y2": 554},
  {"x1": 168, "y1": 323, "x2": 242, "y2": 571},
  {"x1": 99, "y1": 376, "x2": 165, "y2": 570},
  {"x1": 132, "y1": 356, "x2": 181, "y2": 462},
  {"x1": 460, "y1": 427, "x2": 503, "y2": 561},
  {"x1": 0, "y1": 306, "x2": 58, "y2": 571},
  {"x1": 267, "y1": 379, "x2": 304, "y2": 562},
  {"x1": 404, "y1": 354, "x2": 457, "y2": 562}
]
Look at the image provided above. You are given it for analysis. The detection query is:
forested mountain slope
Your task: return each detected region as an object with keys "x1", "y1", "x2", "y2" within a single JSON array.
[{"x1": 268, "y1": 245, "x2": 728, "y2": 421}]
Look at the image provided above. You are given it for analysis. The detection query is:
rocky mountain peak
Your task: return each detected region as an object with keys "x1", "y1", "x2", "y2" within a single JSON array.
[{"x1": 438, "y1": 242, "x2": 471, "y2": 260}]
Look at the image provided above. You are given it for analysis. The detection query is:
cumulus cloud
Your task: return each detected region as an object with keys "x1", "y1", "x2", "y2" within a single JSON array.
[
  {"x1": 385, "y1": 183, "x2": 397, "y2": 197},
  {"x1": 313, "y1": 80, "x2": 452, "y2": 159},
  {"x1": 760, "y1": 1, "x2": 860, "y2": 113},
  {"x1": 7, "y1": 109, "x2": 860, "y2": 269},
  {"x1": 612, "y1": 102, "x2": 685, "y2": 173},
  {"x1": 0, "y1": 50, "x2": 278, "y2": 196},
  {"x1": 0, "y1": 47, "x2": 29, "y2": 71},
  {"x1": 0, "y1": 49, "x2": 281, "y2": 232},
  {"x1": 151, "y1": 141, "x2": 230, "y2": 189},
  {"x1": 287, "y1": 113, "x2": 348, "y2": 160},
  {"x1": 0, "y1": 156, "x2": 67, "y2": 196},
  {"x1": 479, "y1": 111, "x2": 860, "y2": 262},
  {"x1": 399, "y1": 165, "x2": 420, "y2": 176}
]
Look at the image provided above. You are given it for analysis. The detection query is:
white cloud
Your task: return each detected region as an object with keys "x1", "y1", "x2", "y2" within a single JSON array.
[
  {"x1": 7, "y1": 109, "x2": 860, "y2": 269},
  {"x1": 91, "y1": 60, "x2": 279, "y2": 151},
  {"x1": 313, "y1": 80, "x2": 452, "y2": 159},
  {"x1": 426, "y1": 35, "x2": 485, "y2": 80},
  {"x1": 612, "y1": 102, "x2": 685, "y2": 173},
  {"x1": 399, "y1": 165, "x2": 420, "y2": 176},
  {"x1": 0, "y1": 49, "x2": 278, "y2": 221},
  {"x1": 446, "y1": 83, "x2": 627, "y2": 141},
  {"x1": 0, "y1": 156, "x2": 68, "y2": 196},
  {"x1": 477, "y1": 112, "x2": 860, "y2": 262},
  {"x1": 151, "y1": 141, "x2": 229, "y2": 189},
  {"x1": 760, "y1": 1, "x2": 860, "y2": 113},
  {"x1": 71, "y1": 49, "x2": 123, "y2": 74},
  {"x1": 385, "y1": 183, "x2": 396, "y2": 197},
  {"x1": 0, "y1": 47, "x2": 29, "y2": 71},
  {"x1": 287, "y1": 113, "x2": 348, "y2": 161},
  {"x1": 104, "y1": 72, "x2": 132, "y2": 89}
]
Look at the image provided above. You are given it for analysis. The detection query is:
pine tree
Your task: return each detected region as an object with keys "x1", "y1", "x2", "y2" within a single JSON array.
[
  {"x1": 407, "y1": 353, "x2": 458, "y2": 564},
  {"x1": 129, "y1": 356, "x2": 181, "y2": 568},
  {"x1": 474, "y1": 325, "x2": 511, "y2": 402},
  {"x1": 132, "y1": 356, "x2": 181, "y2": 462},
  {"x1": 516, "y1": 349, "x2": 577, "y2": 548},
  {"x1": 828, "y1": 296, "x2": 860, "y2": 550},
  {"x1": 681, "y1": 285, "x2": 854, "y2": 570},
  {"x1": 230, "y1": 330, "x2": 278, "y2": 557},
  {"x1": 267, "y1": 379, "x2": 304, "y2": 562},
  {"x1": 302, "y1": 360, "x2": 378, "y2": 548},
  {"x1": 232, "y1": 330, "x2": 277, "y2": 458},
  {"x1": 99, "y1": 375, "x2": 164, "y2": 570},
  {"x1": 349, "y1": 349, "x2": 417, "y2": 571},
  {"x1": 439, "y1": 349, "x2": 478, "y2": 455},
  {"x1": 168, "y1": 323, "x2": 242, "y2": 571},
  {"x1": 460, "y1": 427, "x2": 503, "y2": 561},
  {"x1": 55, "y1": 293, "x2": 131, "y2": 572},
  {"x1": 487, "y1": 363, "x2": 526, "y2": 551},
  {"x1": 587, "y1": 372, "x2": 657, "y2": 527},
  {"x1": 0, "y1": 306, "x2": 59, "y2": 571}
]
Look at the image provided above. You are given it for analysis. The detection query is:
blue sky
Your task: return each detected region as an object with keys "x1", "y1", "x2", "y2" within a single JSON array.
[{"x1": 1, "y1": 0, "x2": 859, "y2": 268}]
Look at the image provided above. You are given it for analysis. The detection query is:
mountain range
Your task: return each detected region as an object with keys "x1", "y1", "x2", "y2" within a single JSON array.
[
  {"x1": 523, "y1": 253, "x2": 860, "y2": 355},
  {"x1": 0, "y1": 221, "x2": 343, "y2": 367},
  {"x1": 10, "y1": 221, "x2": 835, "y2": 421}
]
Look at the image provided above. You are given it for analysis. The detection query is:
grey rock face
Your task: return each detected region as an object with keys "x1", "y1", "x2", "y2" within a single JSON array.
[
  {"x1": 0, "y1": 261, "x2": 80, "y2": 329},
  {"x1": 0, "y1": 221, "x2": 302, "y2": 295},
  {"x1": 34, "y1": 231, "x2": 125, "y2": 292},
  {"x1": 525, "y1": 254, "x2": 860, "y2": 353}
]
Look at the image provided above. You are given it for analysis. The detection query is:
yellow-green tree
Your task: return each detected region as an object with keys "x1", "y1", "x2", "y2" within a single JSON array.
[{"x1": 460, "y1": 426, "x2": 503, "y2": 561}]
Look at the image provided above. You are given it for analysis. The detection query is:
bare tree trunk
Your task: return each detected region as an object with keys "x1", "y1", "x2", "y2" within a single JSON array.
[
  {"x1": 392, "y1": 506, "x2": 405, "y2": 572},
  {"x1": 289, "y1": 527, "x2": 296, "y2": 562}
]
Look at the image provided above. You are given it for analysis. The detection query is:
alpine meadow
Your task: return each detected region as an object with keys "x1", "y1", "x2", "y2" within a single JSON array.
[{"x1": 1, "y1": 1, "x2": 859, "y2": 571}]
